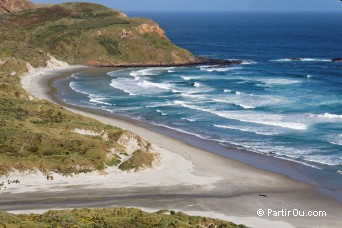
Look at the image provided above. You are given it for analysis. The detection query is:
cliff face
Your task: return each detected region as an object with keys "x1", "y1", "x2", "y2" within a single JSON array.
[
  {"x1": 0, "y1": 2, "x2": 196, "y2": 67},
  {"x1": 0, "y1": 0, "x2": 35, "y2": 14}
]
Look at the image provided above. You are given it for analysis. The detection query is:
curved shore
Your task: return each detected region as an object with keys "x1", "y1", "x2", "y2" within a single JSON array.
[{"x1": 1, "y1": 65, "x2": 342, "y2": 227}]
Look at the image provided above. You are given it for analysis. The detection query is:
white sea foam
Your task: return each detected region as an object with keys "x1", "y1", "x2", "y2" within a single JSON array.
[
  {"x1": 318, "y1": 113, "x2": 342, "y2": 120},
  {"x1": 69, "y1": 81, "x2": 88, "y2": 95},
  {"x1": 89, "y1": 97, "x2": 112, "y2": 106},
  {"x1": 211, "y1": 99, "x2": 255, "y2": 109},
  {"x1": 257, "y1": 78, "x2": 302, "y2": 85},
  {"x1": 181, "y1": 93, "x2": 206, "y2": 99},
  {"x1": 137, "y1": 80, "x2": 172, "y2": 90},
  {"x1": 212, "y1": 111, "x2": 308, "y2": 130},
  {"x1": 200, "y1": 66, "x2": 242, "y2": 72},
  {"x1": 151, "y1": 122, "x2": 209, "y2": 140},
  {"x1": 173, "y1": 102, "x2": 308, "y2": 130},
  {"x1": 69, "y1": 73, "x2": 79, "y2": 79},
  {"x1": 70, "y1": 82, "x2": 113, "y2": 106},
  {"x1": 302, "y1": 155, "x2": 342, "y2": 166},
  {"x1": 145, "y1": 102, "x2": 174, "y2": 108},
  {"x1": 130, "y1": 67, "x2": 169, "y2": 77},
  {"x1": 107, "y1": 68, "x2": 131, "y2": 77},
  {"x1": 109, "y1": 79, "x2": 137, "y2": 96},
  {"x1": 156, "y1": 109, "x2": 168, "y2": 116},
  {"x1": 193, "y1": 82, "x2": 202, "y2": 88},
  {"x1": 181, "y1": 117, "x2": 197, "y2": 122},
  {"x1": 237, "y1": 104, "x2": 255, "y2": 109},
  {"x1": 181, "y1": 76, "x2": 193, "y2": 81},
  {"x1": 213, "y1": 124, "x2": 276, "y2": 136},
  {"x1": 181, "y1": 76, "x2": 203, "y2": 81},
  {"x1": 171, "y1": 89, "x2": 182, "y2": 93},
  {"x1": 337, "y1": 170, "x2": 342, "y2": 174},
  {"x1": 223, "y1": 89, "x2": 231, "y2": 93},
  {"x1": 241, "y1": 60, "x2": 257, "y2": 65},
  {"x1": 327, "y1": 134, "x2": 342, "y2": 146}
]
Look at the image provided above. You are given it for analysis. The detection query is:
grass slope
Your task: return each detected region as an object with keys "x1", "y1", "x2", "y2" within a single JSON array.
[
  {"x1": 0, "y1": 58, "x2": 153, "y2": 176},
  {"x1": 0, "y1": 208, "x2": 247, "y2": 228},
  {"x1": 0, "y1": 2, "x2": 195, "y2": 67}
]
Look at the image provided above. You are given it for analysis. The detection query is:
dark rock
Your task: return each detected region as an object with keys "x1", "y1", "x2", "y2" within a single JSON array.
[
  {"x1": 93, "y1": 57, "x2": 243, "y2": 68},
  {"x1": 259, "y1": 194, "x2": 268, "y2": 197},
  {"x1": 332, "y1": 58, "x2": 342, "y2": 62},
  {"x1": 290, "y1": 58, "x2": 303, "y2": 61}
]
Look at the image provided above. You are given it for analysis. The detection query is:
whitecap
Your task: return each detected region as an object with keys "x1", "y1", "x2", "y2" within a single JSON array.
[
  {"x1": 327, "y1": 134, "x2": 342, "y2": 146},
  {"x1": 69, "y1": 73, "x2": 79, "y2": 79},
  {"x1": 181, "y1": 117, "x2": 197, "y2": 122},
  {"x1": 109, "y1": 80, "x2": 137, "y2": 96},
  {"x1": 257, "y1": 78, "x2": 302, "y2": 85},
  {"x1": 302, "y1": 155, "x2": 342, "y2": 166},
  {"x1": 137, "y1": 80, "x2": 172, "y2": 90},
  {"x1": 151, "y1": 122, "x2": 212, "y2": 141},
  {"x1": 156, "y1": 109, "x2": 168, "y2": 116},
  {"x1": 130, "y1": 67, "x2": 169, "y2": 77},
  {"x1": 213, "y1": 124, "x2": 276, "y2": 136},
  {"x1": 241, "y1": 60, "x2": 257, "y2": 65},
  {"x1": 173, "y1": 102, "x2": 308, "y2": 130},
  {"x1": 89, "y1": 97, "x2": 113, "y2": 106},
  {"x1": 181, "y1": 76, "x2": 193, "y2": 81},
  {"x1": 69, "y1": 82, "x2": 114, "y2": 106},
  {"x1": 200, "y1": 66, "x2": 242, "y2": 72},
  {"x1": 193, "y1": 82, "x2": 201, "y2": 88},
  {"x1": 107, "y1": 68, "x2": 131, "y2": 77},
  {"x1": 211, "y1": 99, "x2": 255, "y2": 109},
  {"x1": 145, "y1": 102, "x2": 174, "y2": 108},
  {"x1": 318, "y1": 113, "x2": 342, "y2": 120}
]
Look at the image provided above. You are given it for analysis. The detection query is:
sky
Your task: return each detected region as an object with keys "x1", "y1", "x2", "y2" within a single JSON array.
[{"x1": 33, "y1": 0, "x2": 342, "y2": 12}]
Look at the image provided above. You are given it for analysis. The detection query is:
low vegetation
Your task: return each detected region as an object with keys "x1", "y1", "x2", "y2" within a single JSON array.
[
  {"x1": 119, "y1": 150, "x2": 155, "y2": 171},
  {"x1": 0, "y1": 208, "x2": 247, "y2": 228},
  {"x1": 0, "y1": 2, "x2": 195, "y2": 67}
]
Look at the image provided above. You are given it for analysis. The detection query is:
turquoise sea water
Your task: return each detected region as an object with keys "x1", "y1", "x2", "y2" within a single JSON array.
[{"x1": 56, "y1": 13, "x2": 342, "y2": 176}]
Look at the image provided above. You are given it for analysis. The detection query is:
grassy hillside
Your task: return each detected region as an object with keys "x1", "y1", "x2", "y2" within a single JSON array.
[
  {"x1": 0, "y1": 2, "x2": 195, "y2": 67},
  {"x1": 0, "y1": 208, "x2": 246, "y2": 228},
  {"x1": 0, "y1": 58, "x2": 155, "y2": 176}
]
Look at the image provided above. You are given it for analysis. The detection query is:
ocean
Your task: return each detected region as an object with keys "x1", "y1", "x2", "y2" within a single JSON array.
[{"x1": 55, "y1": 12, "x2": 342, "y2": 185}]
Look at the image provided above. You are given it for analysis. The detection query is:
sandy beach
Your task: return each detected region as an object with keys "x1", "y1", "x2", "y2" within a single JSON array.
[{"x1": 1, "y1": 65, "x2": 341, "y2": 227}]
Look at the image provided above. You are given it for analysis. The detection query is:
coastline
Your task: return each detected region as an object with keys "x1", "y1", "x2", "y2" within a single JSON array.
[{"x1": 1, "y1": 65, "x2": 342, "y2": 227}]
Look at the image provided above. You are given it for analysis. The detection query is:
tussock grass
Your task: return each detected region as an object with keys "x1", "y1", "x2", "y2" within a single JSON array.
[
  {"x1": 0, "y1": 2, "x2": 194, "y2": 67},
  {"x1": 0, "y1": 208, "x2": 247, "y2": 228}
]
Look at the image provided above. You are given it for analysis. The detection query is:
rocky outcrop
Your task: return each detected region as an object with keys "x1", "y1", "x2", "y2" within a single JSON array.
[
  {"x1": 0, "y1": 0, "x2": 35, "y2": 14},
  {"x1": 137, "y1": 23, "x2": 166, "y2": 37},
  {"x1": 332, "y1": 58, "x2": 342, "y2": 62},
  {"x1": 290, "y1": 58, "x2": 303, "y2": 61}
]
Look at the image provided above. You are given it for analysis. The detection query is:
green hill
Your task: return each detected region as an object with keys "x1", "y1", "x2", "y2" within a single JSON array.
[
  {"x1": 0, "y1": 208, "x2": 246, "y2": 228},
  {"x1": 0, "y1": 2, "x2": 196, "y2": 67}
]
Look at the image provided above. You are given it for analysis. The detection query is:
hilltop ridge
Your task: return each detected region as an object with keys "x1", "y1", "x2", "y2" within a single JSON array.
[{"x1": 0, "y1": 2, "x2": 197, "y2": 67}]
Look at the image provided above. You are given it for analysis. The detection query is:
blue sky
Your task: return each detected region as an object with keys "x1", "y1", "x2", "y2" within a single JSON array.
[{"x1": 33, "y1": 0, "x2": 342, "y2": 12}]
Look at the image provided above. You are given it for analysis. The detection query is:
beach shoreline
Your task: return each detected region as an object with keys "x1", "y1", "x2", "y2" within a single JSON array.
[{"x1": 1, "y1": 65, "x2": 341, "y2": 227}]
